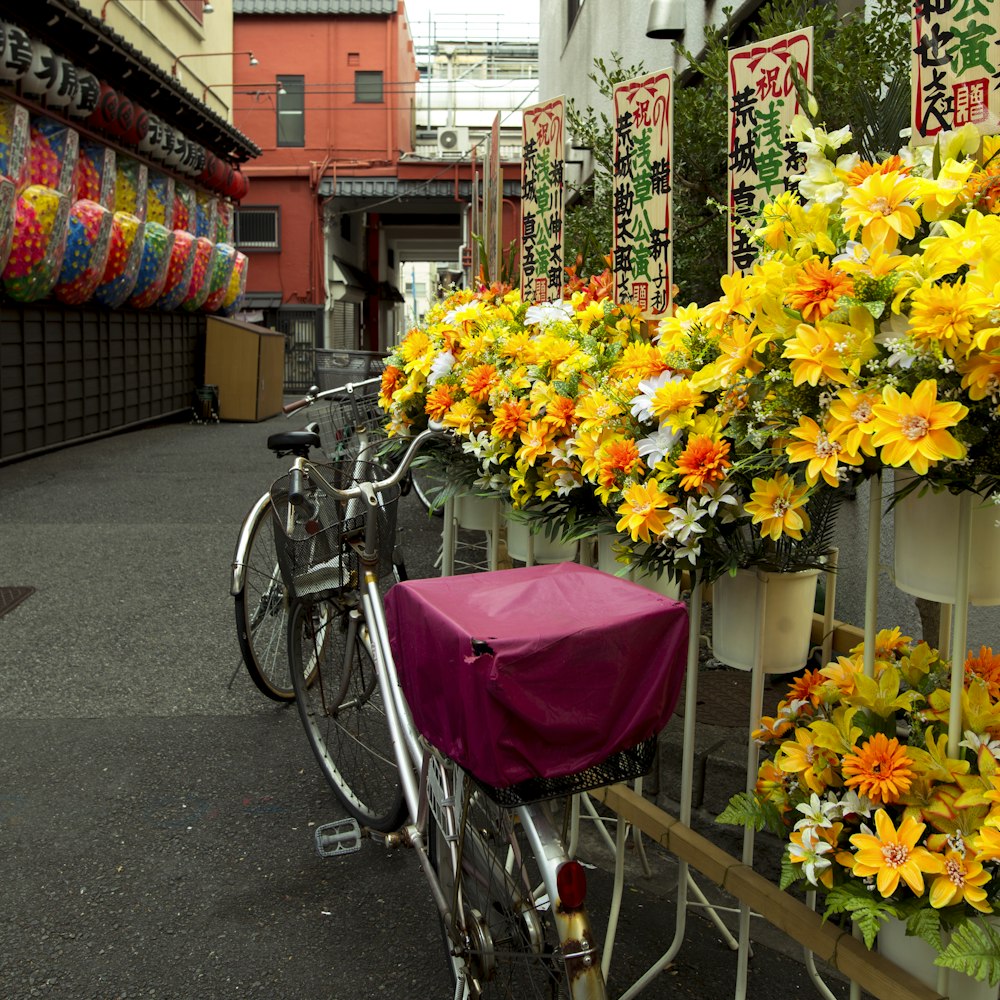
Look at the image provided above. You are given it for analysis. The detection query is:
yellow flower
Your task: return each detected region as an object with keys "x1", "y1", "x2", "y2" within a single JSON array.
[
  {"x1": 928, "y1": 850, "x2": 992, "y2": 912},
  {"x1": 441, "y1": 397, "x2": 481, "y2": 436},
  {"x1": 615, "y1": 479, "x2": 675, "y2": 543},
  {"x1": 647, "y1": 378, "x2": 705, "y2": 428},
  {"x1": 959, "y1": 350, "x2": 1000, "y2": 401},
  {"x1": 515, "y1": 419, "x2": 555, "y2": 467},
  {"x1": 745, "y1": 473, "x2": 812, "y2": 541},
  {"x1": 782, "y1": 323, "x2": 854, "y2": 387},
  {"x1": 841, "y1": 732, "x2": 915, "y2": 805},
  {"x1": 786, "y1": 416, "x2": 863, "y2": 487},
  {"x1": 609, "y1": 342, "x2": 669, "y2": 380},
  {"x1": 849, "y1": 808, "x2": 943, "y2": 897},
  {"x1": 869, "y1": 380, "x2": 968, "y2": 475},
  {"x1": 776, "y1": 727, "x2": 838, "y2": 795},
  {"x1": 398, "y1": 328, "x2": 436, "y2": 375},
  {"x1": 825, "y1": 389, "x2": 879, "y2": 458},
  {"x1": 913, "y1": 157, "x2": 976, "y2": 223},
  {"x1": 842, "y1": 170, "x2": 921, "y2": 251},
  {"x1": 907, "y1": 280, "x2": 991, "y2": 359},
  {"x1": 920, "y1": 209, "x2": 1000, "y2": 276},
  {"x1": 843, "y1": 666, "x2": 920, "y2": 719}
]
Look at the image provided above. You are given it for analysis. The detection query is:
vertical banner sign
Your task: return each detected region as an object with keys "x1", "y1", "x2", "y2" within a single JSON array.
[
  {"x1": 486, "y1": 113, "x2": 502, "y2": 285},
  {"x1": 912, "y1": 0, "x2": 1000, "y2": 144},
  {"x1": 612, "y1": 71, "x2": 673, "y2": 321},
  {"x1": 727, "y1": 28, "x2": 813, "y2": 275},
  {"x1": 520, "y1": 96, "x2": 565, "y2": 302}
]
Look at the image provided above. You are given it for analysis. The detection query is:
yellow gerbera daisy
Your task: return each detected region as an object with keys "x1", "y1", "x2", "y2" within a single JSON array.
[
  {"x1": 849, "y1": 808, "x2": 943, "y2": 897},
  {"x1": 745, "y1": 473, "x2": 812, "y2": 541},
  {"x1": 869, "y1": 380, "x2": 968, "y2": 475},
  {"x1": 907, "y1": 280, "x2": 991, "y2": 359}
]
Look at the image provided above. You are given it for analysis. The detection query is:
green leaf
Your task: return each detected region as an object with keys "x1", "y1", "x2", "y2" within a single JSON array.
[
  {"x1": 936, "y1": 917, "x2": 1000, "y2": 986},
  {"x1": 715, "y1": 791, "x2": 784, "y2": 835},
  {"x1": 905, "y1": 907, "x2": 943, "y2": 951},
  {"x1": 823, "y1": 884, "x2": 895, "y2": 949},
  {"x1": 779, "y1": 852, "x2": 802, "y2": 891}
]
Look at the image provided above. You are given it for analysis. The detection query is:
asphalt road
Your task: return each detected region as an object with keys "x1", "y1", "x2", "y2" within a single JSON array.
[{"x1": 0, "y1": 411, "x2": 855, "y2": 1000}]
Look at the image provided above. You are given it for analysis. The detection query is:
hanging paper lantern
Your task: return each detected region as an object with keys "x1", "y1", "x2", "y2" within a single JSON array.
[
  {"x1": 137, "y1": 113, "x2": 160, "y2": 155},
  {"x1": 0, "y1": 23, "x2": 32, "y2": 85},
  {"x1": 74, "y1": 140, "x2": 115, "y2": 209},
  {"x1": 3, "y1": 184, "x2": 72, "y2": 301},
  {"x1": 107, "y1": 95, "x2": 135, "y2": 140},
  {"x1": 226, "y1": 170, "x2": 249, "y2": 201},
  {"x1": 217, "y1": 250, "x2": 249, "y2": 317},
  {"x1": 22, "y1": 41, "x2": 60, "y2": 102},
  {"x1": 146, "y1": 170, "x2": 174, "y2": 229},
  {"x1": 88, "y1": 82, "x2": 118, "y2": 132},
  {"x1": 197, "y1": 150, "x2": 224, "y2": 189},
  {"x1": 0, "y1": 97, "x2": 30, "y2": 191},
  {"x1": 69, "y1": 70, "x2": 100, "y2": 119},
  {"x1": 156, "y1": 229, "x2": 196, "y2": 311},
  {"x1": 128, "y1": 221, "x2": 174, "y2": 308},
  {"x1": 93, "y1": 211, "x2": 143, "y2": 307},
  {"x1": 45, "y1": 57, "x2": 78, "y2": 111},
  {"x1": 53, "y1": 198, "x2": 113, "y2": 305},
  {"x1": 165, "y1": 132, "x2": 186, "y2": 169},
  {"x1": 128, "y1": 103, "x2": 149, "y2": 147},
  {"x1": 28, "y1": 118, "x2": 80, "y2": 197},
  {"x1": 180, "y1": 236, "x2": 214, "y2": 311},
  {"x1": 201, "y1": 241, "x2": 237, "y2": 312}
]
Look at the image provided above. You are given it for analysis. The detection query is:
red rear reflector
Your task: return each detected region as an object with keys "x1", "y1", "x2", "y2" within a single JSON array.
[{"x1": 556, "y1": 860, "x2": 587, "y2": 909}]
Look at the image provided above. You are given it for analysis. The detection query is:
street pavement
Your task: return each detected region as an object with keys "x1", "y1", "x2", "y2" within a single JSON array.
[{"x1": 0, "y1": 410, "x2": 858, "y2": 1000}]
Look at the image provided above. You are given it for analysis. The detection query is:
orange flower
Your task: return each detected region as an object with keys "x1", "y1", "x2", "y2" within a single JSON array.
[
  {"x1": 674, "y1": 434, "x2": 731, "y2": 492},
  {"x1": 491, "y1": 398, "x2": 530, "y2": 440},
  {"x1": 541, "y1": 394, "x2": 577, "y2": 435},
  {"x1": 379, "y1": 365, "x2": 405, "y2": 408},
  {"x1": 786, "y1": 668, "x2": 827, "y2": 709},
  {"x1": 596, "y1": 438, "x2": 643, "y2": 498},
  {"x1": 785, "y1": 259, "x2": 855, "y2": 323},
  {"x1": 842, "y1": 732, "x2": 915, "y2": 805},
  {"x1": 424, "y1": 383, "x2": 457, "y2": 422},
  {"x1": 462, "y1": 363, "x2": 499, "y2": 403},
  {"x1": 966, "y1": 646, "x2": 1000, "y2": 700},
  {"x1": 840, "y1": 155, "x2": 910, "y2": 187}
]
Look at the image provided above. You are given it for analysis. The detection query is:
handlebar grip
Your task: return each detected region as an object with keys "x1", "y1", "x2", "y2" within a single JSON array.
[
  {"x1": 283, "y1": 397, "x2": 309, "y2": 415},
  {"x1": 288, "y1": 468, "x2": 307, "y2": 506}
]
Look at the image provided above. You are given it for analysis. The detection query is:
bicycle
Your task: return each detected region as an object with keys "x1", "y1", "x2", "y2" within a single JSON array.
[
  {"x1": 231, "y1": 377, "x2": 397, "y2": 702},
  {"x1": 271, "y1": 428, "x2": 688, "y2": 998}
]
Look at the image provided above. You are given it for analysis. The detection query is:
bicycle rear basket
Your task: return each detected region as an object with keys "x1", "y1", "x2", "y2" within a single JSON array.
[
  {"x1": 269, "y1": 460, "x2": 401, "y2": 599},
  {"x1": 316, "y1": 390, "x2": 390, "y2": 465},
  {"x1": 314, "y1": 349, "x2": 387, "y2": 392},
  {"x1": 473, "y1": 737, "x2": 658, "y2": 807}
]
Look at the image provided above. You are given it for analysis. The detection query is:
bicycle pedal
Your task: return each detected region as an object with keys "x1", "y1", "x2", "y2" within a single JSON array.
[{"x1": 315, "y1": 818, "x2": 362, "y2": 857}]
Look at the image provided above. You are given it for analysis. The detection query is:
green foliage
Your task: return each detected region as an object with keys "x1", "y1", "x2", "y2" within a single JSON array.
[
  {"x1": 823, "y1": 883, "x2": 895, "y2": 949},
  {"x1": 561, "y1": 0, "x2": 912, "y2": 303},
  {"x1": 716, "y1": 790, "x2": 785, "y2": 836},
  {"x1": 937, "y1": 917, "x2": 1000, "y2": 986}
]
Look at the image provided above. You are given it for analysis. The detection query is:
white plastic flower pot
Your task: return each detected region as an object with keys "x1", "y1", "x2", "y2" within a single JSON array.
[
  {"x1": 596, "y1": 535, "x2": 680, "y2": 598},
  {"x1": 893, "y1": 471, "x2": 1000, "y2": 606},
  {"x1": 878, "y1": 916, "x2": 999, "y2": 1000},
  {"x1": 454, "y1": 493, "x2": 500, "y2": 532},
  {"x1": 711, "y1": 568, "x2": 819, "y2": 674},
  {"x1": 504, "y1": 508, "x2": 578, "y2": 565}
]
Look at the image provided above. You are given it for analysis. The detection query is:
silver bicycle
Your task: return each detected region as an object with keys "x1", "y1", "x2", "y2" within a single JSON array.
[{"x1": 271, "y1": 428, "x2": 633, "y2": 999}]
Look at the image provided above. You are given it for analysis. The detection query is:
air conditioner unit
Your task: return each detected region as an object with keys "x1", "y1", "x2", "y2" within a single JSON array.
[{"x1": 437, "y1": 126, "x2": 470, "y2": 156}]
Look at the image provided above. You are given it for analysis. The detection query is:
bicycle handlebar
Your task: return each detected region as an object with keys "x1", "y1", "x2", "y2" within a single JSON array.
[{"x1": 282, "y1": 377, "x2": 383, "y2": 416}]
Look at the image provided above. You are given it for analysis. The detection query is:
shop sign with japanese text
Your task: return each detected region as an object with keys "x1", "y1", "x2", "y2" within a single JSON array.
[
  {"x1": 520, "y1": 97, "x2": 565, "y2": 301},
  {"x1": 727, "y1": 28, "x2": 812, "y2": 274},
  {"x1": 612, "y1": 71, "x2": 672, "y2": 320},
  {"x1": 912, "y1": 0, "x2": 1000, "y2": 142}
]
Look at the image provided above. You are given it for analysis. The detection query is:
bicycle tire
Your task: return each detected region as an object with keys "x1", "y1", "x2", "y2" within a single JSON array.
[
  {"x1": 410, "y1": 465, "x2": 445, "y2": 517},
  {"x1": 433, "y1": 783, "x2": 581, "y2": 998},
  {"x1": 234, "y1": 495, "x2": 296, "y2": 701},
  {"x1": 288, "y1": 598, "x2": 406, "y2": 831}
]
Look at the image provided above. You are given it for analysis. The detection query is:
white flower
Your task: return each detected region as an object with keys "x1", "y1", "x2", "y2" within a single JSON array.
[
  {"x1": 636, "y1": 423, "x2": 681, "y2": 466},
  {"x1": 793, "y1": 793, "x2": 837, "y2": 831},
  {"x1": 698, "y1": 483, "x2": 739, "y2": 519},
  {"x1": 552, "y1": 470, "x2": 582, "y2": 496},
  {"x1": 674, "y1": 539, "x2": 702, "y2": 564},
  {"x1": 959, "y1": 729, "x2": 1000, "y2": 758},
  {"x1": 427, "y1": 349, "x2": 456, "y2": 385},
  {"x1": 787, "y1": 826, "x2": 834, "y2": 886},
  {"x1": 630, "y1": 371, "x2": 679, "y2": 421},
  {"x1": 665, "y1": 498, "x2": 708, "y2": 544},
  {"x1": 833, "y1": 789, "x2": 873, "y2": 820},
  {"x1": 524, "y1": 300, "x2": 574, "y2": 329}
]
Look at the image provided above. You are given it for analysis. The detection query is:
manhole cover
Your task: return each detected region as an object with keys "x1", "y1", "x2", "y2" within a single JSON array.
[{"x1": 0, "y1": 586, "x2": 35, "y2": 619}]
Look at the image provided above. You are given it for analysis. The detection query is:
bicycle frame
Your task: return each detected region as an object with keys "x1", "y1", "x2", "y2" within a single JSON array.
[{"x1": 288, "y1": 439, "x2": 607, "y2": 1000}]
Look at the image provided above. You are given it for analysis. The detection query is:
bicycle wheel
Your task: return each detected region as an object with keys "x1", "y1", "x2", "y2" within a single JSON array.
[
  {"x1": 434, "y1": 784, "x2": 580, "y2": 998},
  {"x1": 288, "y1": 598, "x2": 406, "y2": 831},
  {"x1": 410, "y1": 465, "x2": 445, "y2": 516},
  {"x1": 234, "y1": 495, "x2": 295, "y2": 701}
]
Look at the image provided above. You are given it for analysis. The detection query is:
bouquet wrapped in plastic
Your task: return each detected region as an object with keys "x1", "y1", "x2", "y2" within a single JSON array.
[
  {"x1": 93, "y1": 211, "x2": 144, "y2": 307},
  {"x1": 3, "y1": 185, "x2": 71, "y2": 301},
  {"x1": 156, "y1": 229, "x2": 197, "y2": 311},
  {"x1": 128, "y1": 221, "x2": 175, "y2": 308},
  {"x1": 179, "y1": 236, "x2": 214, "y2": 311},
  {"x1": 216, "y1": 250, "x2": 249, "y2": 317},
  {"x1": 0, "y1": 97, "x2": 30, "y2": 191},
  {"x1": 201, "y1": 241, "x2": 237, "y2": 312},
  {"x1": 172, "y1": 182, "x2": 194, "y2": 235},
  {"x1": 193, "y1": 189, "x2": 217, "y2": 239},
  {"x1": 146, "y1": 170, "x2": 174, "y2": 229},
  {"x1": 114, "y1": 156, "x2": 148, "y2": 221},
  {"x1": 28, "y1": 117, "x2": 79, "y2": 197},
  {"x1": 215, "y1": 198, "x2": 233, "y2": 244},
  {"x1": 53, "y1": 198, "x2": 113, "y2": 305},
  {"x1": 74, "y1": 140, "x2": 115, "y2": 209}
]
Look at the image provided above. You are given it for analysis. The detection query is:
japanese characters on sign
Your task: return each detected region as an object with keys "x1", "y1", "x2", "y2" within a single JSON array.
[
  {"x1": 611, "y1": 71, "x2": 672, "y2": 320},
  {"x1": 727, "y1": 28, "x2": 813, "y2": 275},
  {"x1": 912, "y1": 0, "x2": 1000, "y2": 143},
  {"x1": 520, "y1": 97, "x2": 565, "y2": 302}
]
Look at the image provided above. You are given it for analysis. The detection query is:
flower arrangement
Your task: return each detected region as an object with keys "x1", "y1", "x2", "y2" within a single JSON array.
[{"x1": 719, "y1": 629, "x2": 1000, "y2": 984}]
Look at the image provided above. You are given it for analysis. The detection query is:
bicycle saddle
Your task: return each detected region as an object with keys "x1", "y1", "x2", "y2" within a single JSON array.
[{"x1": 267, "y1": 429, "x2": 321, "y2": 456}]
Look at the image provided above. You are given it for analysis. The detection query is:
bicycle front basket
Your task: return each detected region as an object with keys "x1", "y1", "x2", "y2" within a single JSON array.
[{"x1": 269, "y1": 459, "x2": 401, "y2": 599}]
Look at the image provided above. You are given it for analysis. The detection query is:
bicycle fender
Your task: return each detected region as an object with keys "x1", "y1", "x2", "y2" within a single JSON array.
[{"x1": 230, "y1": 491, "x2": 272, "y2": 595}]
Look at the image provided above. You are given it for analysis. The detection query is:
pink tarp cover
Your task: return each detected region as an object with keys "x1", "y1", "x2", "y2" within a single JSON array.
[{"x1": 385, "y1": 563, "x2": 688, "y2": 789}]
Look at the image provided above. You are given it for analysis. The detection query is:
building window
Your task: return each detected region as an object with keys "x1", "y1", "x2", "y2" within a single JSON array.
[
  {"x1": 348, "y1": 52, "x2": 360, "y2": 66},
  {"x1": 277, "y1": 75, "x2": 304, "y2": 147},
  {"x1": 354, "y1": 71, "x2": 383, "y2": 104},
  {"x1": 235, "y1": 207, "x2": 280, "y2": 250},
  {"x1": 178, "y1": 0, "x2": 208, "y2": 24}
]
